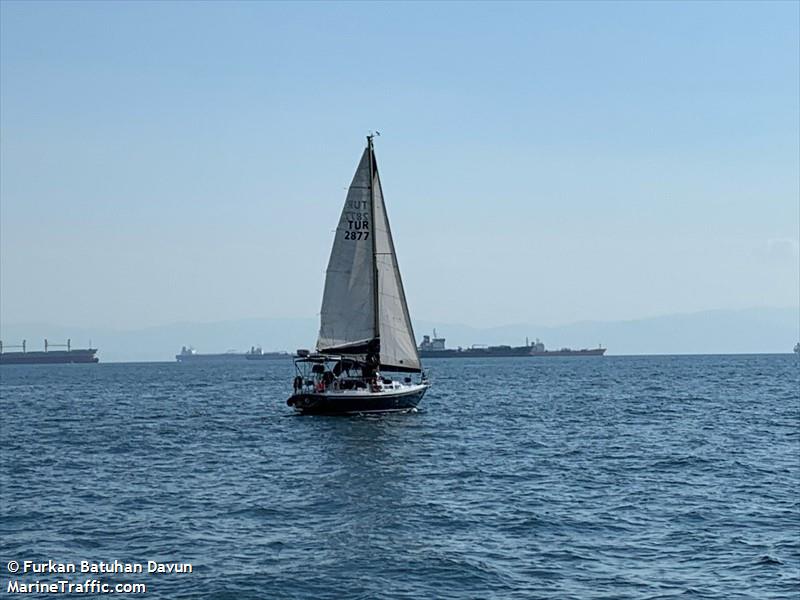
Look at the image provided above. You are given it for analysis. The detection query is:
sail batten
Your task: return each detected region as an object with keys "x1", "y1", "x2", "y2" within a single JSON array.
[{"x1": 315, "y1": 140, "x2": 421, "y2": 373}]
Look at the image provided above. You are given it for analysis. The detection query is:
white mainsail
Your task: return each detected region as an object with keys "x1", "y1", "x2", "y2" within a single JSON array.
[
  {"x1": 316, "y1": 140, "x2": 421, "y2": 372},
  {"x1": 317, "y1": 149, "x2": 376, "y2": 354}
]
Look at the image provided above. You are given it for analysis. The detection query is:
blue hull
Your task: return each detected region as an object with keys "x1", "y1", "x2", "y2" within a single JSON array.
[{"x1": 287, "y1": 386, "x2": 427, "y2": 415}]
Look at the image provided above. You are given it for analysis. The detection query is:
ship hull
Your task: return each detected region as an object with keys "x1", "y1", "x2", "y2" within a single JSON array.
[
  {"x1": 244, "y1": 354, "x2": 290, "y2": 361},
  {"x1": 0, "y1": 350, "x2": 99, "y2": 365},
  {"x1": 531, "y1": 349, "x2": 606, "y2": 357},
  {"x1": 176, "y1": 353, "x2": 247, "y2": 362},
  {"x1": 419, "y1": 348, "x2": 606, "y2": 358},
  {"x1": 176, "y1": 352, "x2": 290, "y2": 362},
  {"x1": 287, "y1": 384, "x2": 428, "y2": 415}
]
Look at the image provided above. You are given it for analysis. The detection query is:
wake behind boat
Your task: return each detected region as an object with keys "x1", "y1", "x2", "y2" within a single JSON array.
[{"x1": 287, "y1": 135, "x2": 428, "y2": 415}]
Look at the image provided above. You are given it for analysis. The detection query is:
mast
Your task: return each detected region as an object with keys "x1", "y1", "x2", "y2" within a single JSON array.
[{"x1": 367, "y1": 134, "x2": 380, "y2": 349}]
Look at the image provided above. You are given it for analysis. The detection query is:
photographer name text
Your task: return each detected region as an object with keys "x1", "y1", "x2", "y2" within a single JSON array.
[{"x1": 11, "y1": 560, "x2": 192, "y2": 575}]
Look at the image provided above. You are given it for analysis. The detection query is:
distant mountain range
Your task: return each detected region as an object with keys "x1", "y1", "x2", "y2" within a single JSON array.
[{"x1": 1, "y1": 307, "x2": 797, "y2": 363}]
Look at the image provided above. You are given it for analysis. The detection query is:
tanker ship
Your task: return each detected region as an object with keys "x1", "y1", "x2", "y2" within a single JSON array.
[
  {"x1": 0, "y1": 339, "x2": 99, "y2": 365},
  {"x1": 418, "y1": 331, "x2": 605, "y2": 358},
  {"x1": 176, "y1": 346, "x2": 290, "y2": 362}
]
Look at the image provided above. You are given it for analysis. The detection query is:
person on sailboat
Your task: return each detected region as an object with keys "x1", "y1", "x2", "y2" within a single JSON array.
[{"x1": 322, "y1": 371, "x2": 334, "y2": 390}]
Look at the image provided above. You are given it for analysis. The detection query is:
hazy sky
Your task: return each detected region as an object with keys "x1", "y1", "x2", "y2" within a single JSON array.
[{"x1": 1, "y1": 1, "x2": 798, "y2": 331}]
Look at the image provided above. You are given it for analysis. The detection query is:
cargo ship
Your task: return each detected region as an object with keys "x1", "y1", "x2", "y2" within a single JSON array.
[
  {"x1": 0, "y1": 339, "x2": 99, "y2": 365},
  {"x1": 418, "y1": 331, "x2": 605, "y2": 358},
  {"x1": 176, "y1": 346, "x2": 290, "y2": 362}
]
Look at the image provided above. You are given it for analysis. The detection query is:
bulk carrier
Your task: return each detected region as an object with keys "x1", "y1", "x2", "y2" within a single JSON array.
[
  {"x1": 418, "y1": 331, "x2": 605, "y2": 358},
  {"x1": 0, "y1": 339, "x2": 99, "y2": 365}
]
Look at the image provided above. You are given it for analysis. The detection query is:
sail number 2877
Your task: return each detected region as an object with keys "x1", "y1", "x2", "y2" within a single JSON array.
[{"x1": 344, "y1": 218, "x2": 370, "y2": 241}]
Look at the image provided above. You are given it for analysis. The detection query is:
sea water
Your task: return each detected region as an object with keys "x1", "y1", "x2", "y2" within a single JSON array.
[{"x1": 1, "y1": 355, "x2": 797, "y2": 598}]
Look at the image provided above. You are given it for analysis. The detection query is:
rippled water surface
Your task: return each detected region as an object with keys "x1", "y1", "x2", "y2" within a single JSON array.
[{"x1": 1, "y1": 355, "x2": 798, "y2": 598}]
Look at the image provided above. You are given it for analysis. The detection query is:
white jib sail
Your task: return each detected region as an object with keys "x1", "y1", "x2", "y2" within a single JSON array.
[
  {"x1": 372, "y1": 167, "x2": 421, "y2": 371},
  {"x1": 317, "y1": 149, "x2": 376, "y2": 353}
]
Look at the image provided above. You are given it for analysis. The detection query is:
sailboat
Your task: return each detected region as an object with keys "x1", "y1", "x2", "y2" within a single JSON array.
[{"x1": 287, "y1": 135, "x2": 429, "y2": 415}]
